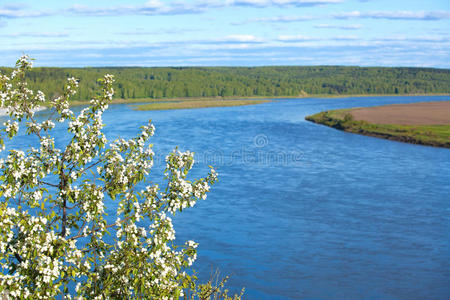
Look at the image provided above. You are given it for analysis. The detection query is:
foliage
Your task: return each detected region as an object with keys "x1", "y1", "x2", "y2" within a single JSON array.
[
  {"x1": 0, "y1": 65, "x2": 449, "y2": 101},
  {"x1": 0, "y1": 56, "x2": 240, "y2": 299}
]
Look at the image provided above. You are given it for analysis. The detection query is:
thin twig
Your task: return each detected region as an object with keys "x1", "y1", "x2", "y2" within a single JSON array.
[{"x1": 69, "y1": 215, "x2": 133, "y2": 241}]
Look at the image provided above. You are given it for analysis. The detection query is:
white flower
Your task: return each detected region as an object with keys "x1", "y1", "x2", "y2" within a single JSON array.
[{"x1": 0, "y1": 57, "x2": 220, "y2": 299}]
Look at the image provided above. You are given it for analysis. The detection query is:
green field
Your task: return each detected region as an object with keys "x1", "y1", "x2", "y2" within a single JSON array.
[
  {"x1": 305, "y1": 109, "x2": 450, "y2": 148},
  {"x1": 131, "y1": 99, "x2": 270, "y2": 111}
]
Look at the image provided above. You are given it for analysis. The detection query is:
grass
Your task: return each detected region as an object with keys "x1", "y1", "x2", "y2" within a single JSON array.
[
  {"x1": 61, "y1": 97, "x2": 272, "y2": 108},
  {"x1": 305, "y1": 109, "x2": 450, "y2": 148},
  {"x1": 131, "y1": 99, "x2": 271, "y2": 111},
  {"x1": 60, "y1": 92, "x2": 450, "y2": 108}
]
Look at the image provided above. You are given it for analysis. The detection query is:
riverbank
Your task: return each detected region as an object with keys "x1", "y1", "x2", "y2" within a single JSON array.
[
  {"x1": 305, "y1": 101, "x2": 450, "y2": 148},
  {"x1": 63, "y1": 93, "x2": 450, "y2": 107},
  {"x1": 132, "y1": 99, "x2": 270, "y2": 111},
  {"x1": 301, "y1": 92, "x2": 450, "y2": 99}
]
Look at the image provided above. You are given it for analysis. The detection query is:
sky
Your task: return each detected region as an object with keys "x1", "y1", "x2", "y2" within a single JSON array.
[{"x1": 0, "y1": 0, "x2": 449, "y2": 67}]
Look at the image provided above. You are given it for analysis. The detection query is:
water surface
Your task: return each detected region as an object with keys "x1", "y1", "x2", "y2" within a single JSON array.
[{"x1": 9, "y1": 96, "x2": 450, "y2": 299}]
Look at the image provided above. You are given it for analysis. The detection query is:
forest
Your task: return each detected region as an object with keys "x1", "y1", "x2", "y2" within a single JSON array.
[{"x1": 1, "y1": 65, "x2": 449, "y2": 101}]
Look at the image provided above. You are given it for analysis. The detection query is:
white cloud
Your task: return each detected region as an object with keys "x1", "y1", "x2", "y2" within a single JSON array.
[
  {"x1": 3, "y1": 32, "x2": 69, "y2": 38},
  {"x1": 232, "y1": 0, "x2": 342, "y2": 7},
  {"x1": 0, "y1": 0, "x2": 343, "y2": 19},
  {"x1": 314, "y1": 24, "x2": 362, "y2": 30},
  {"x1": 374, "y1": 35, "x2": 450, "y2": 43},
  {"x1": 232, "y1": 15, "x2": 314, "y2": 25},
  {"x1": 220, "y1": 34, "x2": 265, "y2": 43},
  {"x1": 233, "y1": 0, "x2": 269, "y2": 6},
  {"x1": 273, "y1": 0, "x2": 342, "y2": 5},
  {"x1": 116, "y1": 28, "x2": 202, "y2": 36},
  {"x1": 334, "y1": 10, "x2": 450, "y2": 20},
  {"x1": 2, "y1": 33, "x2": 449, "y2": 67},
  {"x1": 277, "y1": 34, "x2": 318, "y2": 42},
  {"x1": 0, "y1": 6, "x2": 51, "y2": 18},
  {"x1": 332, "y1": 35, "x2": 359, "y2": 41},
  {"x1": 67, "y1": 1, "x2": 202, "y2": 16},
  {"x1": 66, "y1": 0, "x2": 343, "y2": 17}
]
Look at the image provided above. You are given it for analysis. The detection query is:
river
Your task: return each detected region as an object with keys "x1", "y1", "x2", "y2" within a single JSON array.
[{"x1": 6, "y1": 95, "x2": 450, "y2": 299}]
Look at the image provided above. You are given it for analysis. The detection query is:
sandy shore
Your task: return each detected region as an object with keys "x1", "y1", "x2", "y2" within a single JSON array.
[
  {"x1": 350, "y1": 101, "x2": 450, "y2": 125},
  {"x1": 305, "y1": 101, "x2": 450, "y2": 148}
]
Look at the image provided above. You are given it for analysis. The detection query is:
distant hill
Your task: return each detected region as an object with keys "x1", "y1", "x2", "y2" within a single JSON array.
[{"x1": 1, "y1": 66, "x2": 449, "y2": 101}]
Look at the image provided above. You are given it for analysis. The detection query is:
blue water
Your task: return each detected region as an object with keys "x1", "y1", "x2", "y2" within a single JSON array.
[{"x1": 7, "y1": 96, "x2": 450, "y2": 299}]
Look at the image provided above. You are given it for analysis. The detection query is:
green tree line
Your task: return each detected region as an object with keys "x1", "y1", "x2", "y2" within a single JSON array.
[{"x1": 1, "y1": 65, "x2": 449, "y2": 101}]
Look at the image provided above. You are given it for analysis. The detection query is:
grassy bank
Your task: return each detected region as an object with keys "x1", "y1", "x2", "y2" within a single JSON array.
[
  {"x1": 62, "y1": 93, "x2": 450, "y2": 108},
  {"x1": 300, "y1": 92, "x2": 450, "y2": 99},
  {"x1": 63, "y1": 97, "x2": 271, "y2": 107},
  {"x1": 131, "y1": 99, "x2": 270, "y2": 111},
  {"x1": 305, "y1": 109, "x2": 450, "y2": 148}
]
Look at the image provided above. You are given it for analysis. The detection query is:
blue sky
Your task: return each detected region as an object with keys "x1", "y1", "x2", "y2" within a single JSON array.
[{"x1": 0, "y1": 0, "x2": 449, "y2": 67}]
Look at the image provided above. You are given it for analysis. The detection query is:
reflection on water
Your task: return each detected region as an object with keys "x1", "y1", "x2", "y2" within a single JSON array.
[{"x1": 6, "y1": 96, "x2": 450, "y2": 299}]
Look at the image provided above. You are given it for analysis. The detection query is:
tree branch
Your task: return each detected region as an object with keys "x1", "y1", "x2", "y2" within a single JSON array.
[
  {"x1": 69, "y1": 215, "x2": 133, "y2": 241},
  {"x1": 39, "y1": 180, "x2": 59, "y2": 188}
]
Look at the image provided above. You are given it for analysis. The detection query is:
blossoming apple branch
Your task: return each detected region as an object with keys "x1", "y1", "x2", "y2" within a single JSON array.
[{"x1": 0, "y1": 56, "x2": 224, "y2": 298}]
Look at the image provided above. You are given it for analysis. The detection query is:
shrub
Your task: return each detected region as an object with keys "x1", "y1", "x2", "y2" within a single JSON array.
[{"x1": 0, "y1": 56, "x2": 240, "y2": 299}]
